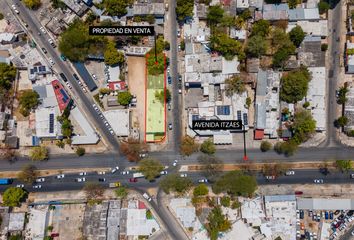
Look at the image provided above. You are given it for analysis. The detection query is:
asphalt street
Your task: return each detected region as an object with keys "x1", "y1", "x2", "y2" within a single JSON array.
[{"x1": 8, "y1": 0, "x2": 121, "y2": 153}]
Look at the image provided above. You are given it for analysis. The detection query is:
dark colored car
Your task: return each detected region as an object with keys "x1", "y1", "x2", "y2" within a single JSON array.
[
  {"x1": 347, "y1": 210, "x2": 354, "y2": 216},
  {"x1": 73, "y1": 73, "x2": 80, "y2": 81},
  {"x1": 168, "y1": 76, "x2": 171, "y2": 84},
  {"x1": 129, "y1": 178, "x2": 137, "y2": 182},
  {"x1": 98, "y1": 178, "x2": 106, "y2": 182},
  {"x1": 295, "y1": 191, "x2": 303, "y2": 195},
  {"x1": 334, "y1": 210, "x2": 340, "y2": 215},
  {"x1": 59, "y1": 73, "x2": 68, "y2": 82},
  {"x1": 320, "y1": 168, "x2": 329, "y2": 175},
  {"x1": 330, "y1": 211, "x2": 334, "y2": 219},
  {"x1": 178, "y1": 74, "x2": 182, "y2": 82},
  {"x1": 41, "y1": 47, "x2": 47, "y2": 54},
  {"x1": 338, "y1": 214, "x2": 345, "y2": 220},
  {"x1": 300, "y1": 210, "x2": 304, "y2": 219},
  {"x1": 325, "y1": 211, "x2": 329, "y2": 219}
]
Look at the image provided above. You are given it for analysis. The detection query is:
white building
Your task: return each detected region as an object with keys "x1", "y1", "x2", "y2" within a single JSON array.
[
  {"x1": 104, "y1": 109, "x2": 130, "y2": 136},
  {"x1": 71, "y1": 107, "x2": 99, "y2": 145},
  {"x1": 26, "y1": 207, "x2": 49, "y2": 240},
  {"x1": 287, "y1": 20, "x2": 328, "y2": 38}
]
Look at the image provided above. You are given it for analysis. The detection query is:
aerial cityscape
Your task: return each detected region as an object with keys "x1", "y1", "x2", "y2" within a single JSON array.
[{"x1": 0, "y1": 0, "x2": 353, "y2": 239}]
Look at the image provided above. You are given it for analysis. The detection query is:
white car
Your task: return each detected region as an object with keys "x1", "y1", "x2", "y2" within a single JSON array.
[
  {"x1": 180, "y1": 173, "x2": 187, "y2": 178},
  {"x1": 16, "y1": 184, "x2": 24, "y2": 188},
  {"x1": 79, "y1": 172, "x2": 87, "y2": 176},
  {"x1": 92, "y1": 74, "x2": 97, "y2": 80},
  {"x1": 82, "y1": 87, "x2": 87, "y2": 93},
  {"x1": 109, "y1": 130, "x2": 114, "y2": 135},
  {"x1": 40, "y1": 27, "x2": 47, "y2": 34},
  {"x1": 351, "y1": 230, "x2": 354, "y2": 236},
  {"x1": 49, "y1": 58, "x2": 55, "y2": 65},
  {"x1": 33, "y1": 185, "x2": 42, "y2": 189},
  {"x1": 285, "y1": 170, "x2": 295, "y2": 175},
  {"x1": 65, "y1": 82, "x2": 72, "y2": 89},
  {"x1": 56, "y1": 174, "x2": 65, "y2": 179},
  {"x1": 121, "y1": 171, "x2": 130, "y2": 175},
  {"x1": 111, "y1": 166, "x2": 119, "y2": 173},
  {"x1": 11, "y1": 4, "x2": 17, "y2": 10},
  {"x1": 97, "y1": 171, "x2": 106, "y2": 175},
  {"x1": 314, "y1": 179, "x2": 323, "y2": 184},
  {"x1": 173, "y1": 160, "x2": 178, "y2": 166},
  {"x1": 139, "y1": 153, "x2": 148, "y2": 158},
  {"x1": 36, "y1": 178, "x2": 45, "y2": 183},
  {"x1": 76, "y1": 178, "x2": 86, "y2": 182},
  {"x1": 160, "y1": 171, "x2": 168, "y2": 175},
  {"x1": 14, "y1": 9, "x2": 20, "y2": 14},
  {"x1": 198, "y1": 179, "x2": 208, "y2": 183},
  {"x1": 143, "y1": 193, "x2": 152, "y2": 202}
]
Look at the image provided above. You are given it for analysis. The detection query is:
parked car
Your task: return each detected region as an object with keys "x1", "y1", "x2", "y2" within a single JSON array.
[
  {"x1": 173, "y1": 159, "x2": 178, "y2": 166},
  {"x1": 98, "y1": 178, "x2": 106, "y2": 182},
  {"x1": 73, "y1": 73, "x2": 80, "y2": 81},
  {"x1": 98, "y1": 171, "x2": 106, "y2": 175},
  {"x1": 168, "y1": 123, "x2": 172, "y2": 130},
  {"x1": 168, "y1": 103, "x2": 171, "y2": 111},
  {"x1": 56, "y1": 174, "x2": 65, "y2": 179},
  {"x1": 350, "y1": 174, "x2": 354, "y2": 179},
  {"x1": 330, "y1": 211, "x2": 334, "y2": 219},
  {"x1": 334, "y1": 210, "x2": 341, "y2": 215},
  {"x1": 265, "y1": 176, "x2": 276, "y2": 180},
  {"x1": 160, "y1": 171, "x2": 168, "y2": 175},
  {"x1": 325, "y1": 211, "x2": 329, "y2": 219},
  {"x1": 16, "y1": 184, "x2": 24, "y2": 188},
  {"x1": 319, "y1": 168, "x2": 329, "y2": 175},
  {"x1": 76, "y1": 178, "x2": 86, "y2": 182},
  {"x1": 79, "y1": 172, "x2": 87, "y2": 176},
  {"x1": 285, "y1": 170, "x2": 295, "y2": 175},
  {"x1": 33, "y1": 185, "x2": 41, "y2": 189},
  {"x1": 41, "y1": 47, "x2": 47, "y2": 54},
  {"x1": 300, "y1": 210, "x2": 304, "y2": 219},
  {"x1": 40, "y1": 27, "x2": 47, "y2": 34},
  {"x1": 49, "y1": 58, "x2": 55, "y2": 65},
  {"x1": 168, "y1": 76, "x2": 171, "y2": 84},
  {"x1": 143, "y1": 193, "x2": 152, "y2": 202},
  {"x1": 198, "y1": 179, "x2": 208, "y2": 183},
  {"x1": 295, "y1": 191, "x2": 303, "y2": 195},
  {"x1": 129, "y1": 178, "x2": 138, "y2": 182},
  {"x1": 111, "y1": 166, "x2": 119, "y2": 173},
  {"x1": 180, "y1": 173, "x2": 187, "y2": 178},
  {"x1": 121, "y1": 171, "x2": 130, "y2": 175}
]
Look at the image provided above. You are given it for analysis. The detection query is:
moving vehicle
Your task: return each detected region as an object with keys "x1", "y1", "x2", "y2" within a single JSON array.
[
  {"x1": 59, "y1": 73, "x2": 68, "y2": 82},
  {"x1": 109, "y1": 182, "x2": 121, "y2": 188},
  {"x1": 56, "y1": 174, "x2": 65, "y2": 179},
  {"x1": 180, "y1": 173, "x2": 187, "y2": 178},
  {"x1": 285, "y1": 170, "x2": 295, "y2": 175},
  {"x1": 121, "y1": 171, "x2": 130, "y2": 175},
  {"x1": 33, "y1": 185, "x2": 42, "y2": 189},
  {"x1": 173, "y1": 160, "x2": 178, "y2": 166},
  {"x1": 265, "y1": 176, "x2": 276, "y2": 180},
  {"x1": 48, "y1": 39, "x2": 56, "y2": 48},
  {"x1": 314, "y1": 179, "x2": 323, "y2": 184},
  {"x1": 168, "y1": 103, "x2": 171, "y2": 111},
  {"x1": 168, "y1": 123, "x2": 172, "y2": 130},
  {"x1": 36, "y1": 178, "x2": 45, "y2": 183},
  {"x1": 49, "y1": 58, "x2": 55, "y2": 65},
  {"x1": 133, "y1": 172, "x2": 144, "y2": 178},
  {"x1": 41, "y1": 47, "x2": 47, "y2": 54},
  {"x1": 79, "y1": 172, "x2": 87, "y2": 176},
  {"x1": 111, "y1": 166, "x2": 119, "y2": 173},
  {"x1": 198, "y1": 179, "x2": 208, "y2": 183},
  {"x1": 143, "y1": 193, "x2": 152, "y2": 202},
  {"x1": 76, "y1": 178, "x2": 86, "y2": 182},
  {"x1": 40, "y1": 27, "x2": 47, "y2": 34},
  {"x1": 98, "y1": 178, "x2": 106, "y2": 182},
  {"x1": 60, "y1": 54, "x2": 67, "y2": 61},
  {"x1": 160, "y1": 171, "x2": 168, "y2": 175},
  {"x1": 0, "y1": 178, "x2": 12, "y2": 185},
  {"x1": 16, "y1": 184, "x2": 24, "y2": 188},
  {"x1": 97, "y1": 171, "x2": 106, "y2": 175},
  {"x1": 129, "y1": 178, "x2": 138, "y2": 182},
  {"x1": 73, "y1": 73, "x2": 80, "y2": 81}
]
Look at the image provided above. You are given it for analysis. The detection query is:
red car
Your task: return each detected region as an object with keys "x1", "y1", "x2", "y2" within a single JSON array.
[
  {"x1": 51, "y1": 233, "x2": 59, "y2": 237},
  {"x1": 295, "y1": 191, "x2": 303, "y2": 195},
  {"x1": 129, "y1": 178, "x2": 138, "y2": 182}
]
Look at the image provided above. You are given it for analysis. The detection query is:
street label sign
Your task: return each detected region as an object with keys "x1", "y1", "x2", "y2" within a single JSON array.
[{"x1": 192, "y1": 120, "x2": 242, "y2": 130}]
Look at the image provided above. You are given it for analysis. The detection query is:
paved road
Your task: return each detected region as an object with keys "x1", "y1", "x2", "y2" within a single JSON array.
[
  {"x1": 323, "y1": 0, "x2": 344, "y2": 147},
  {"x1": 9, "y1": 0, "x2": 121, "y2": 153},
  {"x1": 169, "y1": 0, "x2": 182, "y2": 152}
]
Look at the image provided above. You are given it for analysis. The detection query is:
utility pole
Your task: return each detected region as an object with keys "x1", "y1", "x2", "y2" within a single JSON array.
[{"x1": 243, "y1": 124, "x2": 248, "y2": 161}]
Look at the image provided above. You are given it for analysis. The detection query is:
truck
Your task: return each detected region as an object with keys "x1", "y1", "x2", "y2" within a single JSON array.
[
  {"x1": 109, "y1": 182, "x2": 121, "y2": 188},
  {"x1": 133, "y1": 172, "x2": 144, "y2": 178},
  {"x1": 0, "y1": 178, "x2": 12, "y2": 185}
]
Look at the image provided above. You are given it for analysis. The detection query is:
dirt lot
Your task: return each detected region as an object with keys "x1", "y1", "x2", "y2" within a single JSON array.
[
  {"x1": 51, "y1": 204, "x2": 86, "y2": 240},
  {"x1": 127, "y1": 56, "x2": 146, "y2": 140}
]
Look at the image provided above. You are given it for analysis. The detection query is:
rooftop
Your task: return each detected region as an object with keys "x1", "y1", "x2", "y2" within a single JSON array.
[
  {"x1": 104, "y1": 109, "x2": 130, "y2": 136},
  {"x1": 71, "y1": 107, "x2": 99, "y2": 145},
  {"x1": 26, "y1": 207, "x2": 49, "y2": 240},
  {"x1": 297, "y1": 198, "x2": 354, "y2": 210},
  {"x1": 8, "y1": 212, "x2": 25, "y2": 231}
]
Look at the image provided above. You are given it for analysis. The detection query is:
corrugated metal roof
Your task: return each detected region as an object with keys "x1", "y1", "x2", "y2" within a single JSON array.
[
  {"x1": 264, "y1": 195, "x2": 296, "y2": 202},
  {"x1": 73, "y1": 62, "x2": 98, "y2": 91},
  {"x1": 297, "y1": 198, "x2": 354, "y2": 210}
]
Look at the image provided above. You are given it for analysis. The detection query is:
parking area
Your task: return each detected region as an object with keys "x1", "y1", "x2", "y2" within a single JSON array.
[
  {"x1": 51, "y1": 204, "x2": 85, "y2": 240},
  {"x1": 296, "y1": 209, "x2": 354, "y2": 240}
]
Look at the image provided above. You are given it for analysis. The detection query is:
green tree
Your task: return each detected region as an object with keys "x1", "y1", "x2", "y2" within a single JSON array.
[
  {"x1": 24, "y1": 0, "x2": 41, "y2": 9},
  {"x1": 240, "y1": 9, "x2": 252, "y2": 20},
  {"x1": 288, "y1": 0, "x2": 298, "y2": 8},
  {"x1": 200, "y1": 139, "x2": 216, "y2": 155},
  {"x1": 104, "y1": 0, "x2": 131, "y2": 16},
  {"x1": 176, "y1": 0, "x2": 194, "y2": 21},
  {"x1": 212, "y1": 171, "x2": 257, "y2": 196},
  {"x1": 0, "y1": 13, "x2": 4, "y2": 20},
  {"x1": 83, "y1": 182, "x2": 105, "y2": 203},
  {"x1": 207, "y1": 5, "x2": 224, "y2": 26},
  {"x1": 335, "y1": 116, "x2": 348, "y2": 128},
  {"x1": 180, "y1": 40, "x2": 185, "y2": 51},
  {"x1": 0, "y1": 63, "x2": 16, "y2": 90},
  {"x1": 180, "y1": 136, "x2": 199, "y2": 156},
  {"x1": 273, "y1": 46, "x2": 294, "y2": 68},
  {"x1": 225, "y1": 75, "x2": 245, "y2": 96},
  {"x1": 59, "y1": 19, "x2": 107, "y2": 62},
  {"x1": 193, "y1": 184, "x2": 209, "y2": 196},
  {"x1": 19, "y1": 90, "x2": 40, "y2": 117},
  {"x1": 291, "y1": 109, "x2": 316, "y2": 144},
  {"x1": 260, "y1": 141, "x2": 272, "y2": 152},
  {"x1": 289, "y1": 26, "x2": 305, "y2": 47},
  {"x1": 206, "y1": 206, "x2": 232, "y2": 240},
  {"x1": 210, "y1": 33, "x2": 244, "y2": 60},
  {"x1": 61, "y1": 118, "x2": 72, "y2": 138},
  {"x1": 17, "y1": 164, "x2": 37, "y2": 183},
  {"x1": 50, "y1": 0, "x2": 67, "y2": 9},
  {"x1": 246, "y1": 97, "x2": 252, "y2": 108},
  {"x1": 335, "y1": 160, "x2": 352, "y2": 172},
  {"x1": 104, "y1": 40, "x2": 125, "y2": 66},
  {"x1": 271, "y1": 28, "x2": 290, "y2": 50},
  {"x1": 246, "y1": 35, "x2": 267, "y2": 58},
  {"x1": 29, "y1": 146, "x2": 48, "y2": 161},
  {"x1": 56, "y1": 140, "x2": 65, "y2": 148},
  {"x1": 146, "y1": 15, "x2": 155, "y2": 24},
  {"x1": 318, "y1": 1, "x2": 330, "y2": 14},
  {"x1": 115, "y1": 186, "x2": 128, "y2": 198},
  {"x1": 198, "y1": 155, "x2": 223, "y2": 181},
  {"x1": 251, "y1": 19, "x2": 270, "y2": 37},
  {"x1": 138, "y1": 158, "x2": 164, "y2": 181},
  {"x1": 159, "y1": 174, "x2": 193, "y2": 194},
  {"x1": 117, "y1": 91, "x2": 133, "y2": 106},
  {"x1": 303, "y1": 101, "x2": 310, "y2": 108},
  {"x1": 76, "y1": 147, "x2": 86, "y2": 156},
  {"x1": 220, "y1": 196, "x2": 231, "y2": 207},
  {"x1": 155, "y1": 89, "x2": 171, "y2": 104},
  {"x1": 9, "y1": 235, "x2": 22, "y2": 240},
  {"x1": 337, "y1": 86, "x2": 349, "y2": 104},
  {"x1": 280, "y1": 67, "x2": 311, "y2": 103},
  {"x1": 2, "y1": 187, "x2": 27, "y2": 207},
  {"x1": 321, "y1": 43, "x2": 328, "y2": 51},
  {"x1": 146, "y1": 54, "x2": 165, "y2": 75}
]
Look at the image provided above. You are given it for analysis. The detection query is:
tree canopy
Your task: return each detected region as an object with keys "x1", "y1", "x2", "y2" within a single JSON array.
[
  {"x1": 2, "y1": 187, "x2": 27, "y2": 207},
  {"x1": 335, "y1": 160, "x2": 352, "y2": 172},
  {"x1": 318, "y1": 1, "x2": 330, "y2": 14},
  {"x1": 193, "y1": 184, "x2": 209, "y2": 196},
  {"x1": 180, "y1": 136, "x2": 199, "y2": 156},
  {"x1": 0, "y1": 63, "x2": 16, "y2": 90},
  {"x1": 104, "y1": 40, "x2": 124, "y2": 66},
  {"x1": 212, "y1": 171, "x2": 257, "y2": 196},
  {"x1": 251, "y1": 20, "x2": 271, "y2": 37},
  {"x1": 17, "y1": 164, "x2": 38, "y2": 183},
  {"x1": 159, "y1": 173, "x2": 193, "y2": 194},
  {"x1": 83, "y1": 182, "x2": 105, "y2": 202},
  {"x1": 225, "y1": 75, "x2": 246, "y2": 96},
  {"x1": 24, "y1": 0, "x2": 41, "y2": 9},
  {"x1": 246, "y1": 35, "x2": 267, "y2": 58},
  {"x1": 291, "y1": 109, "x2": 317, "y2": 144},
  {"x1": 29, "y1": 146, "x2": 48, "y2": 161},
  {"x1": 280, "y1": 67, "x2": 311, "y2": 103},
  {"x1": 289, "y1": 26, "x2": 305, "y2": 47},
  {"x1": 288, "y1": 0, "x2": 299, "y2": 8},
  {"x1": 119, "y1": 138, "x2": 147, "y2": 162},
  {"x1": 200, "y1": 139, "x2": 216, "y2": 155},
  {"x1": 337, "y1": 86, "x2": 348, "y2": 104},
  {"x1": 198, "y1": 155, "x2": 223, "y2": 181},
  {"x1": 59, "y1": 19, "x2": 107, "y2": 62},
  {"x1": 206, "y1": 206, "x2": 232, "y2": 240},
  {"x1": 335, "y1": 116, "x2": 348, "y2": 128},
  {"x1": 138, "y1": 158, "x2": 164, "y2": 181},
  {"x1": 146, "y1": 54, "x2": 165, "y2": 75},
  {"x1": 176, "y1": 0, "x2": 194, "y2": 21},
  {"x1": 260, "y1": 141, "x2": 272, "y2": 152},
  {"x1": 103, "y1": 0, "x2": 132, "y2": 17},
  {"x1": 207, "y1": 5, "x2": 224, "y2": 26},
  {"x1": 210, "y1": 33, "x2": 244, "y2": 60},
  {"x1": 76, "y1": 147, "x2": 86, "y2": 156},
  {"x1": 115, "y1": 186, "x2": 128, "y2": 198},
  {"x1": 19, "y1": 90, "x2": 40, "y2": 117},
  {"x1": 117, "y1": 91, "x2": 133, "y2": 106}
]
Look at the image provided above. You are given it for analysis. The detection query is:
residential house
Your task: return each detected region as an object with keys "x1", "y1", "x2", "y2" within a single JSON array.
[{"x1": 288, "y1": 8, "x2": 320, "y2": 22}]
